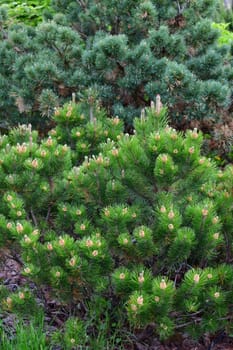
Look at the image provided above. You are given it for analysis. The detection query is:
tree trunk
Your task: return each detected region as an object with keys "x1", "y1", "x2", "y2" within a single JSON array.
[{"x1": 224, "y1": 0, "x2": 233, "y2": 10}]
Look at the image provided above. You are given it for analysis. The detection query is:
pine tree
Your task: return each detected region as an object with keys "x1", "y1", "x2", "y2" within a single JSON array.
[
  {"x1": 0, "y1": 0, "x2": 232, "y2": 129},
  {"x1": 0, "y1": 99, "x2": 232, "y2": 343}
]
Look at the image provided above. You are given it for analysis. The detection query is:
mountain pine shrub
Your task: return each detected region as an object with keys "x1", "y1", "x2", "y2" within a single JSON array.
[
  {"x1": 0, "y1": 98, "x2": 233, "y2": 344},
  {"x1": 0, "y1": 0, "x2": 232, "y2": 129}
]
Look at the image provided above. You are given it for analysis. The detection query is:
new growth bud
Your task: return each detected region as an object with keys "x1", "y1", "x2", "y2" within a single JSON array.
[
  {"x1": 137, "y1": 296, "x2": 144, "y2": 305},
  {"x1": 119, "y1": 273, "x2": 125, "y2": 280},
  {"x1": 160, "y1": 279, "x2": 167, "y2": 290},
  {"x1": 156, "y1": 95, "x2": 162, "y2": 114},
  {"x1": 138, "y1": 272, "x2": 144, "y2": 284},
  {"x1": 193, "y1": 274, "x2": 200, "y2": 283}
]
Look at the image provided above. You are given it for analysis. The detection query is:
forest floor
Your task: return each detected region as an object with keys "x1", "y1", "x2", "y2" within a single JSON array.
[{"x1": 1, "y1": 253, "x2": 233, "y2": 350}]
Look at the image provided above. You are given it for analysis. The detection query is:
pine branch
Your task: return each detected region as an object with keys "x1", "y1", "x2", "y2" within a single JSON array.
[
  {"x1": 175, "y1": 0, "x2": 190, "y2": 14},
  {"x1": 90, "y1": 105, "x2": 94, "y2": 123},
  {"x1": 76, "y1": 0, "x2": 87, "y2": 10},
  {"x1": 223, "y1": 230, "x2": 232, "y2": 263},
  {"x1": 176, "y1": 0, "x2": 182, "y2": 14},
  {"x1": 5, "y1": 252, "x2": 23, "y2": 267},
  {"x1": 46, "y1": 206, "x2": 51, "y2": 222},
  {"x1": 175, "y1": 317, "x2": 202, "y2": 329},
  {"x1": 72, "y1": 24, "x2": 88, "y2": 39},
  {"x1": 30, "y1": 208, "x2": 38, "y2": 227}
]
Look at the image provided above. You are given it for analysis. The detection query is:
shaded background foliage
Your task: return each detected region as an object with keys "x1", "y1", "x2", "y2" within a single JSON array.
[{"x1": 0, "y1": 0, "x2": 232, "y2": 137}]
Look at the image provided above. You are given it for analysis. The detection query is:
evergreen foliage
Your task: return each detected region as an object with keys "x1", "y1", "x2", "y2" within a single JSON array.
[
  {"x1": 0, "y1": 99, "x2": 232, "y2": 344},
  {"x1": 0, "y1": 0, "x2": 232, "y2": 128}
]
